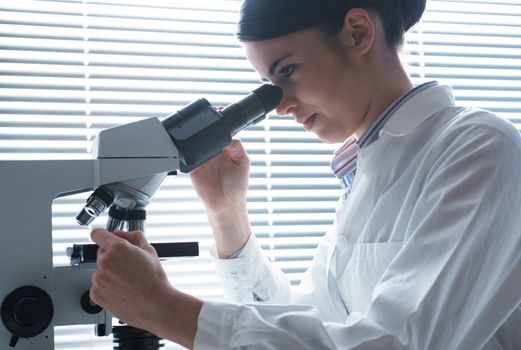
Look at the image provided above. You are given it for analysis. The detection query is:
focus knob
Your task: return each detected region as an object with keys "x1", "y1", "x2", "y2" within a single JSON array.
[
  {"x1": 1, "y1": 286, "x2": 54, "y2": 346},
  {"x1": 13, "y1": 297, "x2": 43, "y2": 327}
]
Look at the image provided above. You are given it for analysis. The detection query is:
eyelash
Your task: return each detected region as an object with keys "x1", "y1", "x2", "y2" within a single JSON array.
[{"x1": 280, "y1": 65, "x2": 297, "y2": 78}]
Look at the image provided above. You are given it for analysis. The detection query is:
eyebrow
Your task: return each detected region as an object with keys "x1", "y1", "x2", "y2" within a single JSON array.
[{"x1": 262, "y1": 53, "x2": 293, "y2": 81}]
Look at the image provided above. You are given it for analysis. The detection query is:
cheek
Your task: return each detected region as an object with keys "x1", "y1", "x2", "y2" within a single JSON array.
[
  {"x1": 330, "y1": 77, "x2": 370, "y2": 121},
  {"x1": 321, "y1": 92, "x2": 369, "y2": 140},
  {"x1": 296, "y1": 63, "x2": 369, "y2": 124},
  {"x1": 296, "y1": 73, "x2": 339, "y2": 108},
  {"x1": 303, "y1": 65, "x2": 358, "y2": 108}
]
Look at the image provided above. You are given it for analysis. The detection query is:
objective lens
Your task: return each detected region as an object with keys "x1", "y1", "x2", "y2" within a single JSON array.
[
  {"x1": 106, "y1": 205, "x2": 127, "y2": 232},
  {"x1": 76, "y1": 188, "x2": 114, "y2": 226},
  {"x1": 127, "y1": 208, "x2": 146, "y2": 232}
]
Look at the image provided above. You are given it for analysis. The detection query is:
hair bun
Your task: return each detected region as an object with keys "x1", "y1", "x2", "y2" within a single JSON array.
[{"x1": 400, "y1": 0, "x2": 427, "y2": 31}]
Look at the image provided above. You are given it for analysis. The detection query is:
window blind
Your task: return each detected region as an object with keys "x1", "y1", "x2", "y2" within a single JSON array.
[
  {"x1": 1, "y1": 1, "x2": 520, "y2": 349},
  {"x1": 404, "y1": 0, "x2": 521, "y2": 128}
]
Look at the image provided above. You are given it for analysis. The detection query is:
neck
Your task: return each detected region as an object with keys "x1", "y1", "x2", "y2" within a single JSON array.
[{"x1": 354, "y1": 56, "x2": 413, "y2": 138}]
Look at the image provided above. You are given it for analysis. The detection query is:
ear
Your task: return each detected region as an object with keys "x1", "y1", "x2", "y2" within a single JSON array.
[{"x1": 336, "y1": 8, "x2": 375, "y2": 56}]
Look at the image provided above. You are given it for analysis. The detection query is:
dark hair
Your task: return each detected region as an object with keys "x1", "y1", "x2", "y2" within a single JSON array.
[{"x1": 236, "y1": 0, "x2": 426, "y2": 48}]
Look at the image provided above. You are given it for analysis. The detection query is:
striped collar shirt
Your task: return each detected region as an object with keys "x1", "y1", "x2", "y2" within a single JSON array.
[{"x1": 331, "y1": 81, "x2": 439, "y2": 195}]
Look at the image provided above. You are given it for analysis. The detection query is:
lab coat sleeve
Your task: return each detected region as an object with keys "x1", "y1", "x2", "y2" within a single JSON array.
[
  {"x1": 195, "y1": 114, "x2": 521, "y2": 349},
  {"x1": 210, "y1": 217, "x2": 339, "y2": 308},
  {"x1": 210, "y1": 234, "x2": 291, "y2": 303}
]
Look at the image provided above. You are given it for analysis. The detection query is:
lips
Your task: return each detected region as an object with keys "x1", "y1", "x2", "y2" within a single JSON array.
[{"x1": 302, "y1": 114, "x2": 317, "y2": 131}]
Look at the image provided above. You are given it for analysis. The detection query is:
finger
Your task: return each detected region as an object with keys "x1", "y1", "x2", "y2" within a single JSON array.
[
  {"x1": 112, "y1": 230, "x2": 156, "y2": 254},
  {"x1": 226, "y1": 139, "x2": 249, "y2": 166},
  {"x1": 91, "y1": 228, "x2": 128, "y2": 251},
  {"x1": 89, "y1": 281, "x2": 117, "y2": 308},
  {"x1": 97, "y1": 246, "x2": 105, "y2": 259},
  {"x1": 89, "y1": 284, "x2": 102, "y2": 306},
  {"x1": 228, "y1": 138, "x2": 242, "y2": 148},
  {"x1": 112, "y1": 229, "x2": 136, "y2": 243}
]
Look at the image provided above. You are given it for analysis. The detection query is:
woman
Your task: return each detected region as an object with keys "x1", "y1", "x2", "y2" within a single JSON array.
[{"x1": 90, "y1": 0, "x2": 521, "y2": 349}]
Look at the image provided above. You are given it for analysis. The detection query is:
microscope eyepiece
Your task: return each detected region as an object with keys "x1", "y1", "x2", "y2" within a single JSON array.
[
  {"x1": 162, "y1": 84, "x2": 282, "y2": 173},
  {"x1": 221, "y1": 84, "x2": 282, "y2": 136},
  {"x1": 251, "y1": 84, "x2": 283, "y2": 113}
]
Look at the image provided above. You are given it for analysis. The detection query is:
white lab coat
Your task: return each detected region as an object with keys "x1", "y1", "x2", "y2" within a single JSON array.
[{"x1": 194, "y1": 84, "x2": 521, "y2": 350}]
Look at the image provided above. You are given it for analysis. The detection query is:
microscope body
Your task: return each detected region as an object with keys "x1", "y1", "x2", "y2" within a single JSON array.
[
  {"x1": 0, "y1": 117, "x2": 180, "y2": 349},
  {"x1": 0, "y1": 84, "x2": 282, "y2": 349}
]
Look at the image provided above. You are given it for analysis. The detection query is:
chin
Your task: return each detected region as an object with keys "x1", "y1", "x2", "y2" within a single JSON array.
[{"x1": 317, "y1": 132, "x2": 350, "y2": 144}]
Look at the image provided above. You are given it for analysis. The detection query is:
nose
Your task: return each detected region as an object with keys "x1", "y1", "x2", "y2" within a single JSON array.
[{"x1": 275, "y1": 89, "x2": 297, "y2": 116}]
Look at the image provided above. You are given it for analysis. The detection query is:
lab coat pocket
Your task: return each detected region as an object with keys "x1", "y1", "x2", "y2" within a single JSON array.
[{"x1": 338, "y1": 241, "x2": 403, "y2": 315}]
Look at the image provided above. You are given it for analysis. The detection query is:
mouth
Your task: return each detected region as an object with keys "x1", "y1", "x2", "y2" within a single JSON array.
[{"x1": 300, "y1": 114, "x2": 317, "y2": 131}]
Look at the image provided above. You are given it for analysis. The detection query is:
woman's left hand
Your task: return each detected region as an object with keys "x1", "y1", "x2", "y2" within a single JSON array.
[
  {"x1": 90, "y1": 228, "x2": 203, "y2": 349},
  {"x1": 89, "y1": 228, "x2": 174, "y2": 329}
]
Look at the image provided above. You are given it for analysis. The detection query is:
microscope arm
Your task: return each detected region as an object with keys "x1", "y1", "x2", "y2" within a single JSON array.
[
  {"x1": 0, "y1": 154, "x2": 179, "y2": 346},
  {"x1": 0, "y1": 116, "x2": 179, "y2": 350}
]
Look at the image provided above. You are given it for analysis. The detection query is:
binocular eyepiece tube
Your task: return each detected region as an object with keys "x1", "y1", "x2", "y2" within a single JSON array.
[{"x1": 75, "y1": 84, "x2": 282, "y2": 227}]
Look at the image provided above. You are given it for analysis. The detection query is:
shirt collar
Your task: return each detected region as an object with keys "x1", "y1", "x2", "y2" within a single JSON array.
[
  {"x1": 330, "y1": 82, "x2": 456, "y2": 178},
  {"x1": 358, "y1": 81, "x2": 441, "y2": 147},
  {"x1": 379, "y1": 83, "x2": 456, "y2": 138}
]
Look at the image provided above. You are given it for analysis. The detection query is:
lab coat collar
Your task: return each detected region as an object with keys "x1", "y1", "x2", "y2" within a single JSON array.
[{"x1": 380, "y1": 84, "x2": 456, "y2": 137}]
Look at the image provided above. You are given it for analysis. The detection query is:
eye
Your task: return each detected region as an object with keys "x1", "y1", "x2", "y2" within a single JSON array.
[{"x1": 280, "y1": 64, "x2": 297, "y2": 78}]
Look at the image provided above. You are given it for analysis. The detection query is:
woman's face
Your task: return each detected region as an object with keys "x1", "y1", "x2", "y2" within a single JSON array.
[{"x1": 244, "y1": 27, "x2": 375, "y2": 144}]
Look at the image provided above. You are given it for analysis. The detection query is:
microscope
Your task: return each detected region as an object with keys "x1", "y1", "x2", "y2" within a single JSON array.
[{"x1": 0, "y1": 85, "x2": 282, "y2": 349}]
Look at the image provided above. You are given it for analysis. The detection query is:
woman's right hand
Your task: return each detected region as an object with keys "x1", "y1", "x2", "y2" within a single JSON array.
[{"x1": 188, "y1": 138, "x2": 250, "y2": 215}]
